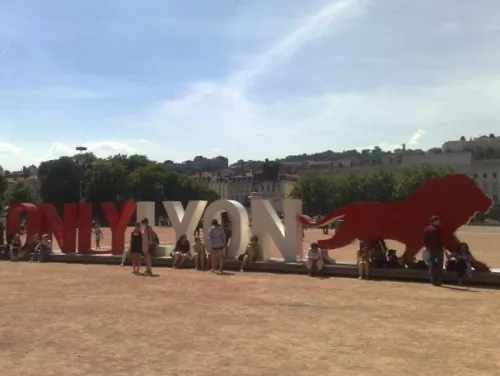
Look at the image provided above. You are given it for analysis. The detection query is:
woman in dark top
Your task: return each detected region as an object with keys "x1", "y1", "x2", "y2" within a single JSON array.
[
  {"x1": 172, "y1": 234, "x2": 191, "y2": 268},
  {"x1": 454, "y1": 242, "x2": 472, "y2": 285},
  {"x1": 221, "y1": 212, "x2": 232, "y2": 258},
  {"x1": 130, "y1": 223, "x2": 143, "y2": 274}
]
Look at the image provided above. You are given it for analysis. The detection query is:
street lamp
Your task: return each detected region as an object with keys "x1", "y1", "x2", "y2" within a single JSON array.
[{"x1": 75, "y1": 146, "x2": 88, "y2": 203}]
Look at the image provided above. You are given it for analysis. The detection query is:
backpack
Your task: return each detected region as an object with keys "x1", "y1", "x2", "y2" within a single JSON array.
[{"x1": 153, "y1": 231, "x2": 160, "y2": 246}]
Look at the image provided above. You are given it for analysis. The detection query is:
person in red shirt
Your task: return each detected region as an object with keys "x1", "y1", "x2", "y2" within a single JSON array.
[{"x1": 423, "y1": 215, "x2": 445, "y2": 286}]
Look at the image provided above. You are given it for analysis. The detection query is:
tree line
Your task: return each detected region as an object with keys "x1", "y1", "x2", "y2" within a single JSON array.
[
  {"x1": 290, "y1": 164, "x2": 456, "y2": 215},
  {"x1": 0, "y1": 154, "x2": 220, "y2": 218}
]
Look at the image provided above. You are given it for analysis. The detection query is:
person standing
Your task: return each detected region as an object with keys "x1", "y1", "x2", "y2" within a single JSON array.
[
  {"x1": 140, "y1": 218, "x2": 154, "y2": 276},
  {"x1": 93, "y1": 225, "x2": 103, "y2": 250},
  {"x1": 0, "y1": 221, "x2": 5, "y2": 245},
  {"x1": 207, "y1": 219, "x2": 225, "y2": 273},
  {"x1": 423, "y1": 215, "x2": 445, "y2": 286},
  {"x1": 221, "y1": 212, "x2": 232, "y2": 258},
  {"x1": 129, "y1": 223, "x2": 143, "y2": 274}
]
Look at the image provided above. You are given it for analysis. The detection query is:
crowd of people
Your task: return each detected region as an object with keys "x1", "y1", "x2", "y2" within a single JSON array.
[{"x1": 0, "y1": 213, "x2": 477, "y2": 285}]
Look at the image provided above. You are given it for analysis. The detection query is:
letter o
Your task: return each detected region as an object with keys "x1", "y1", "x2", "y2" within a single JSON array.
[
  {"x1": 6, "y1": 203, "x2": 42, "y2": 241},
  {"x1": 203, "y1": 200, "x2": 249, "y2": 258}
]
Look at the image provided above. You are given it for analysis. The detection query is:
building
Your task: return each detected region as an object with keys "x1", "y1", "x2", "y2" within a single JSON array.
[
  {"x1": 6, "y1": 165, "x2": 41, "y2": 194},
  {"x1": 442, "y1": 135, "x2": 500, "y2": 152},
  {"x1": 191, "y1": 173, "x2": 297, "y2": 213}
]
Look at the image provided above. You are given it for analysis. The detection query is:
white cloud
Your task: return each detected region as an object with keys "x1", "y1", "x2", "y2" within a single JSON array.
[
  {"x1": 146, "y1": 0, "x2": 370, "y2": 156},
  {"x1": 407, "y1": 129, "x2": 426, "y2": 149},
  {"x1": 0, "y1": 141, "x2": 22, "y2": 154},
  {"x1": 35, "y1": 141, "x2": 137, "y2": 164},
  {"x1": 356, "y1": 129, "x2": 426, "y2": 152},
  {"x1": 137, "y1": 138, "x2": 150, "y2": 144}
]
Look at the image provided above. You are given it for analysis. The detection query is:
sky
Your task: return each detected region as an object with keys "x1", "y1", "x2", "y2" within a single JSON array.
[{"x1": 1, "y1": 0, "x2": 500, "y2": 170}]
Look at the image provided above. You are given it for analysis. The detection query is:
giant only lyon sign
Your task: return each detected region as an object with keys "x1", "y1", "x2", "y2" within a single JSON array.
[{"x1": 6, "y1": 199, "x2": 303, "y2": 261}]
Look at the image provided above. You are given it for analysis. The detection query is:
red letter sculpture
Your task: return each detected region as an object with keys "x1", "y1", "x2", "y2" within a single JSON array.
[
  {"x1": 101, "y1": 202, "x2": 137, "y2": 255},
  {"x1": 299, "y1": 175, "x2": 493, "y2": 272},
  {"x1": 77, "y1": 203, "x2": 93, "y2": 253},
  {"x1": 6, "y1": 203, "x2": 42, "y2": 239},
  {"x1": 38, "y1": 203, "x2": 78, "y2": 253}
]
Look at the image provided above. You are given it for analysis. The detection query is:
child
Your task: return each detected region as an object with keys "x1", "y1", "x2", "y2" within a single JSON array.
[
  {"x1": 357, "y1": 241, "x2": 371, "y2": 279},
  {"x1": 305, "y1": 242, "x2": 324, "y2": 277},
  {"x1": 93, "y1": 225, "x2": 103, "y2": 250},
  {"x1": 192, "y1": 236, "x2": 205, "y2": 270},
  {"x1": 9, "y1": 233, "x2": 22, "y2": 261},
  {"x1": 31, "y1": 234, "x2": 52, "y2": 262},
  {"x1": 239, "y1": 235, "x2": 261, "y2": 272}
]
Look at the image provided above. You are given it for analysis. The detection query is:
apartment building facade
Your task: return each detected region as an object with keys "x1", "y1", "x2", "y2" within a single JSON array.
[{"x1": 191, "y1": 173, "x2": 297, "y2": 213}]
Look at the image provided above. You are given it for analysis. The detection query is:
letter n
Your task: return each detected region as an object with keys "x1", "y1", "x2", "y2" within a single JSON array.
[
  {"x1": 38, "y1": 203, "x2": 78, "y2": 253},
  {"x1": 251, "y1": 199, "x2": 302, "y2": 262}
]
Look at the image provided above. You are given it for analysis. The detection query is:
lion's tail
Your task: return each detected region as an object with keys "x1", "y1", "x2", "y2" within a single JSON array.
[{"x1": 298, "y1": 208, "x2": 347, "y2": 228}]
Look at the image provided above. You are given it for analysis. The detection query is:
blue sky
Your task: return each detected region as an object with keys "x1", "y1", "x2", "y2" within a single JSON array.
[{"x1": 1, "y1": 0, "x2": 500, "y2": 170}]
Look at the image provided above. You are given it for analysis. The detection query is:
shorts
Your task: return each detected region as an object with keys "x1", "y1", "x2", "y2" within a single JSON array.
[
  {"x1": 208, "y1": 246, "x2": 224, "y2": 254},
  {"x1": 130, "y1": 248, "x2": 142, "y2": 254}
]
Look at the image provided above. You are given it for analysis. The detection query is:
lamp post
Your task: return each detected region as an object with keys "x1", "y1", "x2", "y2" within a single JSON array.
[{"x1": 75, "y1": 146, "x2": 87, "y2": 203}]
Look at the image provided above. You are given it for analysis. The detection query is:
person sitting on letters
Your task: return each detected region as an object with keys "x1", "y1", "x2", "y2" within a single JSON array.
[
  {"x1": 172, "y1": 234, "x2": 191, "y2": 268},
  {"x1": 305, "y1": 242, "x2": 324, "y2": 276},
  {"x1": 31, "y1": 234, "x2": 52, "y2": 262},
  {"x1": 239, "y1": 235, "x2": 261, "y2": 272}
]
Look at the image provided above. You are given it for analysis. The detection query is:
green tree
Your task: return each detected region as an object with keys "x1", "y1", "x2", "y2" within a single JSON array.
[
  {"x1": 290, "y1": 171, "x2": 339, "y2": 215},
  {"x1": 38, "y1": 157, "x2": 80, "y2": 206},
  {"x1": 242, "y1": 196, "x2": 251, "y2": 208},
  {"x1": 393, "y1": 164, "x2": 455, "y2": 201},
  {"x1": 292, "y1": 165, "x2": 455, "y2": 215},
  {"x1": 129, "y1": 164, "x2": 170, "y2": 202},
  {"x1": 3, "y1": 181, "x2": 40, "y2": 206},
  {"x1": 109, "y1": 154, "x2": 151, "y2": 174},
  {"x1": 86, "y1": 159, "x2": 132, "y2": 203}
]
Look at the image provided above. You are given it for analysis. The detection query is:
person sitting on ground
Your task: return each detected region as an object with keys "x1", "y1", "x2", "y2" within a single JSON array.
[
  {"x1": 239, "y1": 235, "x2": 261, "y2": 272},
  {"x1": 10, "y1": 233, "x2": 22, "y2": 261},
  {"x1": 370, "y1": 241, "x2": 387, "y2": 268},
  {"x1": 305, "y1": 242, "x2": 324, "y2": 277},
  {"x1": 357, "y1": 241, "x2": 371, "y2": 279},
  {"x1": 192, "y1": 236, "x2": 205, "y2": 270},
  {"x1": 453, "y1": 242, "x2": 473, "y2": 285},
  {"x1": 172, "y1": 234, "x2": 191, "y2": 268},
  {"x1": 386, "y1": 249, "x2": 402, "y2": 268},
  {"x1": 31, "y1": 234, "x2": 52, "y2": 262}
]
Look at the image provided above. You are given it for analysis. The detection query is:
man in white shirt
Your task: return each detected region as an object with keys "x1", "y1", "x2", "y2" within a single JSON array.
[{"x1": 305, "y1": 242, "x2": 324, "y2": 276}]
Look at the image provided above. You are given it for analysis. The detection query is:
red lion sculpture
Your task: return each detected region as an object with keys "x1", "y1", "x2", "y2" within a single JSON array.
[{"x1": 299, "y1": 174, "x2": 493, "y2": 271}]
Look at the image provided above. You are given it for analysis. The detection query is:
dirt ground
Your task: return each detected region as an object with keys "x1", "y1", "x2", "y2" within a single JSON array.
[
  {"x1": 1, "y1": 262, "x2": 500, "y2": 376},
  {"x1": 88, "y1": 225, "x2": 500, "y2": 267}
]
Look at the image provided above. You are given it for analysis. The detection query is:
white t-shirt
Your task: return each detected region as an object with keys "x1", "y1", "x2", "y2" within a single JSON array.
[{"x1": 422, "y1": 249, "x2": 431, "y2": 266}]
